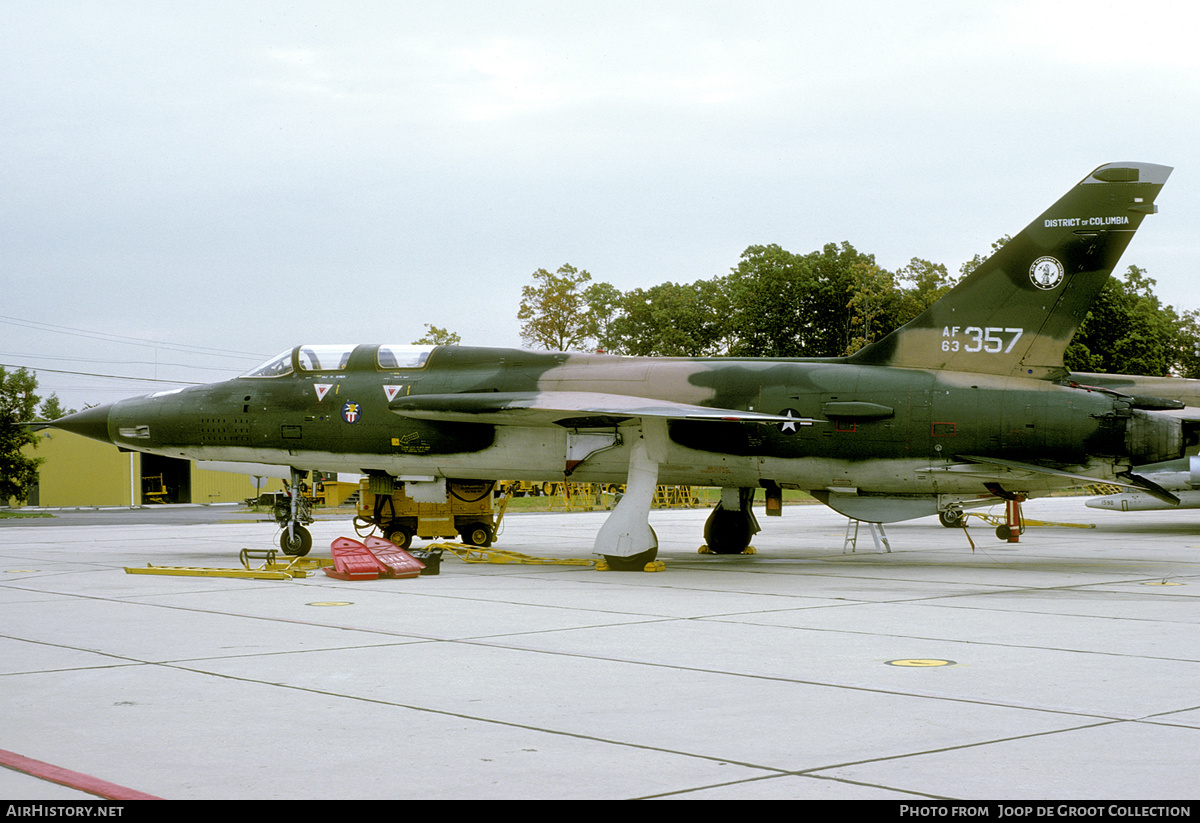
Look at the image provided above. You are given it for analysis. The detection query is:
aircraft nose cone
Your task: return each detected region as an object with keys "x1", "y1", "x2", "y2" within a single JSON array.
[{"x1": 50, "y1": 404, "x2": 114, "y2": 444}]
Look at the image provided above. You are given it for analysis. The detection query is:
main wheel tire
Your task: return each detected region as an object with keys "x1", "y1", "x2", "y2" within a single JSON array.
[
  {"x1": 938, "y1": 509, "x2": 964, "y2": 528},
  {"x1": 704, "y1": 507, "x2": 752, "y2": 555},
  {"x1": 600, "y1": 544, "x2": 657, "y2": 571}
]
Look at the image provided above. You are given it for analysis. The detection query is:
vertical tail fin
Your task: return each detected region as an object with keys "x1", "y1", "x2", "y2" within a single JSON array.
[{"x1": 848, "y1": 162, "x2": 1172, "y2": 378}]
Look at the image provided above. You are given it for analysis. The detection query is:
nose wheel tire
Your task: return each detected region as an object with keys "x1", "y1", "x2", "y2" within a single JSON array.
[{"x1": 280, "y1": 525, "x2": 313, "y2": 556}]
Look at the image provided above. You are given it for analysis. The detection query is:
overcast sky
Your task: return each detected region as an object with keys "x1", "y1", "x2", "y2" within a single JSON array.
[{"x1": 4, "y1": 1, "x2": 1199, "y2": 413}]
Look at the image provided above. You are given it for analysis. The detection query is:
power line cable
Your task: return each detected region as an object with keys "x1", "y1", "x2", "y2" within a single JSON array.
[
  {"x1": 0, "y1": 351, "x2": 246, "y2": 373},
  {"x1": 0, "y1": 363, "x2": 203, "y2": 385},
  {"x1": 0, "y1": 315, "x2": 268, "y2": 360}
]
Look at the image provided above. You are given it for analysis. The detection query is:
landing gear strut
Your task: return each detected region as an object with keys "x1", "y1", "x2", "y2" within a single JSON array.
[
  {"x1": 703, "y1": 488, "x2": 760, "y2": 554},
  {"x1": 274, "y1": 468, "x2": 314, "y2": 556},
  {"x1": 985, "y1": 483, "x2": 1026, "y2": 543},
  {"x1": 995, "y1": 496, "x2": 1026, "y2": 542},
  {"x1": 593, "y1": 421, "x2": 664, "y2": 570}
]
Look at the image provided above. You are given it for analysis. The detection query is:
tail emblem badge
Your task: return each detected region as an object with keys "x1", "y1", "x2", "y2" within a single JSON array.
[{"x1": 1029, "y1": 256, "x2": 1065, "y2": 290}]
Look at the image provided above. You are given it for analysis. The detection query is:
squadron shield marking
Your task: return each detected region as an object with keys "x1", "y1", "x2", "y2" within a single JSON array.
[{"x1": 1029, "y1": 256, "x2": 1065, "y2": 290}]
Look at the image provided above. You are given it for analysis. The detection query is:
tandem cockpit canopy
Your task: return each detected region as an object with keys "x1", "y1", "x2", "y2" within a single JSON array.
[
  {"x1": 241, "y1": 345, "x2": 435, "y2": 378},
  {"x1": 242, "y1": 349, "x2": 294, "y2": 378}
]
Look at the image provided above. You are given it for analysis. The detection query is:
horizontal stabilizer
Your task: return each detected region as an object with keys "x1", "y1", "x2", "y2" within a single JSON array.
[
  {"x1": 956, "y1": 454, "x2": 1179, "y2": 503},
  {"x1": 1118, "y1": 471, "x2": 1181, "y2": 506},
  {"x1": 954, "y1": 454, "x2": 1118, "y2": 485}
]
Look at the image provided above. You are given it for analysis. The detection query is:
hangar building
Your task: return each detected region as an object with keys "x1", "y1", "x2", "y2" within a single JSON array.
[{"x1": 14, "y1": 429, "x2": 286, "y2": 507}]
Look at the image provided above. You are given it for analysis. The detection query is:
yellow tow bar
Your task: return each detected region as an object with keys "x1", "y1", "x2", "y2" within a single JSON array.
[
  {"x1": 125, "y1": 549, "x2": 333, "y2": 580},
  {"x1": 429, "y1": 542, "x2": 596, "y2": 566},
  {"x1": 963, "y1": 512, "x2": 1095, "y2": 530},
  {"x1": 428, "y1": 542, "x2": 665, "y2": 572}
]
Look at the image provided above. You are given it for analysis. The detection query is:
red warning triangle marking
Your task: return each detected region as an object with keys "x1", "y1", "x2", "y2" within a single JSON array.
[
  {"x1": 384, "y1": 385, "x2": 402, "y2": 402},
  {"x1": 314, "y1": 384, "x2": 333, "y2": 401}
]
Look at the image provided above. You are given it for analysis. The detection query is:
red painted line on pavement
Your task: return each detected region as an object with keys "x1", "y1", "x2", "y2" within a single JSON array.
[{"x1": 0, "y1": 748, "x2": 161, "y2": 800}]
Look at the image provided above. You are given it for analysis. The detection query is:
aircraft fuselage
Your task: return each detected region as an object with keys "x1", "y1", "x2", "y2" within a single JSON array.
[{"x1": 89, "y1": 343, "x2": 1172, "y2": 497}]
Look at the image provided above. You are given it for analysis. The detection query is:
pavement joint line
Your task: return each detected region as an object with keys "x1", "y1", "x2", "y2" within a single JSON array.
[
  {"x1": 5, "y1": 501, "x2": 1200, "y2": 797},
  {"x1": 10, "y1": 608, "x2": 1194, "y2": 728},
  {"x1": 791, "y1": 718, "x2": 1126, "y2": 779},
  {"x1": 637, "y1": 771, "x2": 947, "y2": 801},
  {"x1": 3, "y1": 617, "x2": 1153, "y2": 726},
  {"x1": 152, "y1": 660, "x2": 800, "y2": 779},
  {"x1": 6, "y1": 584, "x2": 1197, "y2": 718},
  {"x1": 139, "y1": 659, "x2": 1149, "y2": 800}
]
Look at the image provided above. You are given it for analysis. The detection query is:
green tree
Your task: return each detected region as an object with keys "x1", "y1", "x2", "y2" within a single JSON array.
[
  {"x1": 412, "y1": 324, "x2": 461, "y2": 346},
  {"x1": 807, "y1": 241, "x2": 882, "y2": 355},
  {"x1": 1, "y1": 366, "x2": 42, "y2": 503},
  {"x1": 894, "y1": 257, "x2": 958, "y2": 323},
  {"x1": 36, "y1": 393, "x2": 74, "y2": 421},
  {"x1": 843, "y1": 260, "x2": 903, "y2": 355},
  {"x1": 723, "y1": 244, "x2": 814, "y2": 357},
  {"x1": 959, "y1": 235, "x2": 1012, "y2": 279},
  {"x1": 725, "y1": 242, "x2": 878, "y2": 357},
  {"x1": 1064, "y1": 265, "x2": 1180, "y2": 376},
  {"x1": 602, "y1": 279, "x2": 732, "y2": 357},
  {"x1": 1173, "y1": 310, "x2": 1200, "y2": 379},
  {"x1": 582, "y1": 280, "x2": 625, "y2": 354},
  {"x1": 517, "y1": 264, "x2": 596, "y2": 351}
]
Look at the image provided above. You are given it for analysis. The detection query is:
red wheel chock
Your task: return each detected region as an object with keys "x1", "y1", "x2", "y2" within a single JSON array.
[{"x1": 324, "y1": 536, "x2": 425, "y2": 580}]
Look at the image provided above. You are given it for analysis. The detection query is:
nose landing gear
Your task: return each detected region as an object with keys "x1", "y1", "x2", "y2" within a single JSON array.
[{"x1": 274, "y1": 468, "x2": 315, "y2": 556}]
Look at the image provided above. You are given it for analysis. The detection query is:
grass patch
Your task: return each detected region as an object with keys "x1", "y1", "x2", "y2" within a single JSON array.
[{"x1": 0, "y1": 510, "x2": 54, "y2": 520}]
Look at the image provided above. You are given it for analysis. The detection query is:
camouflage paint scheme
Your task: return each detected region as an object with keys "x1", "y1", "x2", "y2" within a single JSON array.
[{"x1": 53, "y1": 163, "x2": 1188, "y2": 560}]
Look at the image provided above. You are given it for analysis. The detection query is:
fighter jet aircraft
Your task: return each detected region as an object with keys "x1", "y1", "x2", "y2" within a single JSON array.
[{"x1": 51, "y1": 162, "x2": 1185, "y2": 568}]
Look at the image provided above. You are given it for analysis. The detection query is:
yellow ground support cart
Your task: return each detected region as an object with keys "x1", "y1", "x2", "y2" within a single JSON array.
[{"x1": 355, "y1": 477, "x2": 500, "y2": 549}]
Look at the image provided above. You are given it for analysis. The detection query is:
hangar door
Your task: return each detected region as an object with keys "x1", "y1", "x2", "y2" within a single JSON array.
[{"x1": 140, "y1": 453, "x2": 191, "y2": 504}]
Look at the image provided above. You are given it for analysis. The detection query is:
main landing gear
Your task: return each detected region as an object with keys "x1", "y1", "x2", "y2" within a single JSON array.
[
  {"x1": 591, "y1": 420, "x2": 761, "y2": 565},
  {"x1": 592, "y1": 421, "x2": 667, "y2": 571},
  {"x1": 702, "y1": 488, "x2": 760, "y2": 555},
  {"x1": 938, "y1": 486, "x2": 1027, "y2": 542},
  {"x1": 593, "y1": 433, "x2": 660, "y2": 569}
]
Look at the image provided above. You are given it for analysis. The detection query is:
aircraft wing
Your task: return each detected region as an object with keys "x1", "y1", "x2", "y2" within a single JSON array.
[{"x1": 390, "y1": 391, "x2": 813, "y2": 428}]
